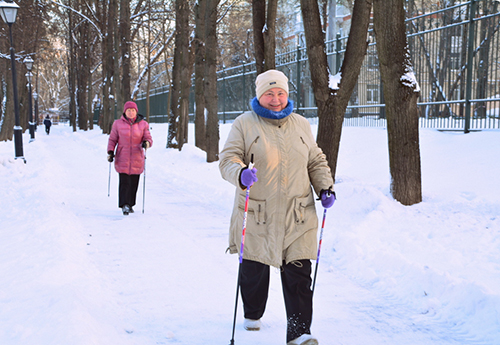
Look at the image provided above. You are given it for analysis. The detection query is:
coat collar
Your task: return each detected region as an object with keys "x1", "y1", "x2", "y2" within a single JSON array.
[
  {"x1": 251, "y1": 97, "x2": 294, "y2": 120},
  {"x1": 121, "y1": 113, "x2": 144, "y2": 124}
]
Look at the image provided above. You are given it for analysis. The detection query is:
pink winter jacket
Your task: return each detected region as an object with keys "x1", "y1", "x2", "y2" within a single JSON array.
[{"x1": 107, "y1": 114, "x2": 153, "y2": 175}]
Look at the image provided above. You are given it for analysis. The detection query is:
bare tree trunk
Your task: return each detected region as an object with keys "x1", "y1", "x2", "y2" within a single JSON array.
[
  {"x1": 113, "y1": 0, "x2": 122, "y2": 118},
  {"x1": 263, "y1": 0, "x2": 277, "y2": 70},
  {"x1": 458, "y1": 2, "x2": 469, "y2": 118},
  {"x1": 180, "y1": 5, "x2": 193, "y2": 150},
  {"x1": 205, "y1": 0, "x2": 220, "y2": 162},
  {"x1": 68, "y1": 0, "x2": 77, "y2": 132},
  {"x1": 146, "y1": 0, "x2": 152, "y2": 123},
  {"x1": 167, "y1": 40, "x2": 181, "y2": 148},
  {"x1": 76, "y1": 47, "x2": 89, "y2": 131},
  {"x1": 168, "y1": 0, "x2": 191, "y2": 149},
  {"x1": 101, "y1": 0, "x2": 116, "y2": 134},
  {"x1": 0, "y1": 70, "x2": 6, "y2": 140},
  {"x1": 194, "y1": 0, "x2": 207, "y2": 151},
  {"x1": 162, "y1": 15, "x2": 172, "y2": 129},
  {"x1": 101, "y1": 26, "x2": 109, "y2": 131},
  {"x1": 76, "y1": 0, "x2": 89, "y2": 131},
  {"x1": 475, "y1": 2, "x2": 497, "y2": 118},
  {"x1": 373, "y1": 0, "x2": 422, "y2": 205},
  {"x1": 252, "y1": 0, "x2": 277, "y2": 73},
  {"x1": 120, "y1": 0, "x2": 131, "y2": 101},
  {"x1": 179, "y1": 45, "x2": 194, "y2": 150},
  {"x1": 109, "y1": 0, "x2": 118, "y2": 120},
  {"x1": 0, "y1": 59, "x2": 15, "y2": 141},
  {"x1": 252, "y1": 0, "x2": 266, "y2": 74},
  {"x1": 88, "y1": 68, "x2": 93, "y2": 130},
  {"x1": 300, "y1": 0, "x2": 372, "y2": 179}
]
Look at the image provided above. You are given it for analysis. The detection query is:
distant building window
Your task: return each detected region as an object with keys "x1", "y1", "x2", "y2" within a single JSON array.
[
  {"x1": 450, "y1": 55, "x2": 460, "y2": 71},
  {"x1": 367, "y1": 49, "x2": 379, "y2": 70},
  {"x1": 450, "y1": 35, "x2": 462, "y2": 70},
  {"x1": 367, "y1": 54, "x2": 378, "y2": 70},
  {"x1": 451, "y1": 35, "x2": 462, "y2": 54},
  {"x1": 367, "y1": 84, "x2": 379, "y2": 103}
]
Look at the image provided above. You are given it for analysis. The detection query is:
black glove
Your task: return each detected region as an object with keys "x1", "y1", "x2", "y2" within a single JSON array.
[
  {"x1": 142, "y1": 141, "x2": 150, "y2": 149},
  {"x1": 107, "y1": 150, "x2": 114, "y2": 163}
]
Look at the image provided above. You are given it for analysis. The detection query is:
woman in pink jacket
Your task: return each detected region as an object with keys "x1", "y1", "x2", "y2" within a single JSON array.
[{"x1": 107, "y1": 101, "x2": 153, "y2": 215}]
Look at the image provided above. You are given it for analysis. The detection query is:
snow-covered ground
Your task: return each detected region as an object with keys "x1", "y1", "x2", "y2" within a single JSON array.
[{"x1": 0, "y1": 122, "x2": 499, "y2": 345}]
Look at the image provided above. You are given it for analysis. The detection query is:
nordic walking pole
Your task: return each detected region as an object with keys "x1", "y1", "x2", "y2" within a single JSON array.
[
  {"x1": 230, "y1": 155, "x2": 254, "y2": 345},
  {"x1": 107, "y1": 161, "x2": 111, "y2": 197},
  {"x1": 142, "y1": 149, "x2": 147, "y2": 214},
  {"x1": 312, "y1": 207, "x2": 328, "y2": 296}
]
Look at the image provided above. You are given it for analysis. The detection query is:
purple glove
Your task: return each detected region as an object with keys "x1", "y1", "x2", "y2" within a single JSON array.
[
  {"x1": 320, "y1": 189, "x2": 336, "y2": 208},
  {"x1": 240, "y1": 167, "x2": 258, "y2": 188}
]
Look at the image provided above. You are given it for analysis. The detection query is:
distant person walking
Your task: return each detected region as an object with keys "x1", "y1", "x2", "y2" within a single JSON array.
[
  {"x1": 107, "y1": 101, "x2": 153, "y2": 215},
  {"x1": 43, "y1": 115, "x2": 52, "y2": 135}
]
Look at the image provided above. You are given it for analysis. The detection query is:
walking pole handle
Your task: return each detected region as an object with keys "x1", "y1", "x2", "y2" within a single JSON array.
[
  {"x1": 239, "y1": 154, "x2": 254, "y2": 263},
  {"x1": 248, "y1": 153, "x2": 254, "y2": 169}
]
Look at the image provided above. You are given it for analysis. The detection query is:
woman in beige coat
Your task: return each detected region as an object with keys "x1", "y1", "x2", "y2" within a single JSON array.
[{"x1": 219, "y1": 70, "x2": 335, "y2": 345}]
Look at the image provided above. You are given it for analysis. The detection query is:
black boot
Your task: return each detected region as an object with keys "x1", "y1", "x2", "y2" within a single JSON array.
[{"x1": 122, "y1": 204, "x2": 130, "y2": 215}]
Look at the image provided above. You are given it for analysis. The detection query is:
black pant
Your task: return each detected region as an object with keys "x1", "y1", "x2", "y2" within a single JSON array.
[
  {"x1": 240, "y1": 259, "x2": 313, "y2": 342},
  {"x1": 118, "y1": 173, "x2": 140, "y2": 208}
]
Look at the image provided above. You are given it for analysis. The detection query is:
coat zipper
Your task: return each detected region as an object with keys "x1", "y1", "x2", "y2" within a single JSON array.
[{"x1": 247, "y1": 136, "x2": 260, "y2": 164}]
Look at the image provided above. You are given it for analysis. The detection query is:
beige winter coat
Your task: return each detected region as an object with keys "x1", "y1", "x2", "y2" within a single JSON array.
[{"x1": 219, "y1": 110, "x2": 334, "y2": 268}]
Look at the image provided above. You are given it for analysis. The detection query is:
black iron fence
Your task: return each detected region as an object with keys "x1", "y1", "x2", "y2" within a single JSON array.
[{"x1": 137, "y1": 0, "x2": 500, "y2": 131}]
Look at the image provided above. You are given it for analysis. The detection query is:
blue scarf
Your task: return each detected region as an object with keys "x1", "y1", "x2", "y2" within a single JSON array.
[{"x1": 251, "y1": 97, "x2": 294, "y2": 120}]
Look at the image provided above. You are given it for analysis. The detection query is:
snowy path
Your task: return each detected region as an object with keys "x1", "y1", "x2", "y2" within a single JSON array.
[{"x1": 1, "y1": 124, "x2": 499, "y2": 345}]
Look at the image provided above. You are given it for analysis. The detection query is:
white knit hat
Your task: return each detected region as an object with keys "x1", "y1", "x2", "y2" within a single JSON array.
[{"x1": 255, "y1": 70, "x2": 289, "y2": 100}]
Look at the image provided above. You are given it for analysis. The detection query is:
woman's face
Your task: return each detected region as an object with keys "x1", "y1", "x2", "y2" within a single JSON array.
[
  {"x1": 125, "y1": 108, "x2": 137, "y2": 119},
  {"x1": 259, "y1": 88, "x2": 288, "y2": 112}
]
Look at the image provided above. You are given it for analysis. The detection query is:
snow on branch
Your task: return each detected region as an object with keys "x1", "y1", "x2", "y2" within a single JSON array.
[
  {"x1": 49, "y1": 0, "x2": 103, "y2": 39},
  {"x1": 329, "y1": 72, "x2": 342, "y2": 91},
  {"x1": 131, "y1": 30, "x2": 175, "y2": 99}
]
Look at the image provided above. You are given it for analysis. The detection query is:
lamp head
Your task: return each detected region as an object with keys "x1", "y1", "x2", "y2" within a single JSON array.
[
  {"x1": 24, "y1": 56, "x2": 34, "y2": 71},
  {"x1": 0, "y1": 0, "x2": 19, "y2": 25}
]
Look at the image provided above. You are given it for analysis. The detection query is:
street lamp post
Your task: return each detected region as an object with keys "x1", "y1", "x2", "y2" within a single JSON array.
[
  {"x1": 0, "y1": 0, "x2": 24, "y2": 161},
  {"x1": 24, "y1": 56, "x2": 35, "y2": 142}
]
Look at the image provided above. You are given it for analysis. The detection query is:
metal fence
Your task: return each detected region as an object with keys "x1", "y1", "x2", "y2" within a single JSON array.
[{"x1": 137, "y1": 0, "x2": 500, "y2": 131}]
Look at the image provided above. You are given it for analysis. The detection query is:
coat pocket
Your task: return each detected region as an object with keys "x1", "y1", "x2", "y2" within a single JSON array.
[
  {"x1": 294, "y1": 195, "x2": 314, "y2": 225},
  {"x1": 238, "y1": 196, "x2": 267, "y2": 225}
]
